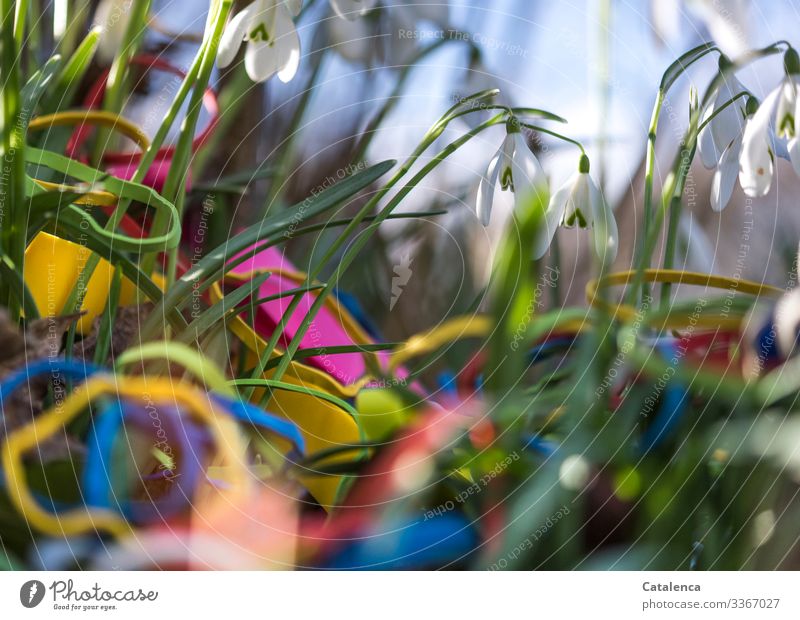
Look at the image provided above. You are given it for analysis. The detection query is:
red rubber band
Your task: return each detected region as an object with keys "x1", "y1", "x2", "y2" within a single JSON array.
[{"x1": 67, "y1": 54, "x2": 219, "y2": 164}]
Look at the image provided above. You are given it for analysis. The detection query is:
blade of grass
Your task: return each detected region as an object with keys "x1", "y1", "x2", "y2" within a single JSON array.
[
  {"x1": 175, "y1": 271, "x2": 271, "y2": 344},
  {"x1": 41, "y1": 26, "x2": 100, "y2": 113},
  {"x1": 92, "y1": 265, "x2": 122, "y2": 367},
  {"x1": 229, "y1": 378, "x2": 359, "y2": 419},
  {"x1": 1, "y1": 0, "x2": 26, "y2": 319}
]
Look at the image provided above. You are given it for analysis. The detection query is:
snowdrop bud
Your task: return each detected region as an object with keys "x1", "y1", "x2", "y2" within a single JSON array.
[
  {"x1": 689, "y1": 86, "x2": 699, "y2": 115},
  {"x1": 217, "y1": 0, "x2": 301, "y2": 84}
]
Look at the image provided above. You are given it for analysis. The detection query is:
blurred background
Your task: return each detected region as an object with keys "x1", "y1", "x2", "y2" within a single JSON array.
[{"x1": 73, "y1": 0, "x2": 800, "y2": 343}]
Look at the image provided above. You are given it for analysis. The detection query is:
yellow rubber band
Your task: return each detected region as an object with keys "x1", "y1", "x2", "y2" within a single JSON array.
[
  {"x1": 389, "y1": 315, "x2": 493, "y2": 371},
  {"x1": 28, "y1": 111, "x2": 151, "y2": 149},
  {"x1": 27, "y1": 110, "x2": 150, "y2": 206},
  {"x1": 1, "y1": 375, "x2": 248, "y2": 539},
  {"x1": 586, "y1": 269, "x2": 784, "y2": 329},
  {"x1": 116, "y1": 341, "x2": 235, "y2": 397}
]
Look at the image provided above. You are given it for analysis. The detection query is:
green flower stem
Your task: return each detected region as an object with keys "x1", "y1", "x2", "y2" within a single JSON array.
[
  {"x1": 629, "y1": 133, "x2": 697, "y2": 312},
  {"x1": 93, "y1": 0, "x2": 152, "y2": 164},
  {"x1": 246, "y1": 112, "x2": 507, "y2": 402},
  {"x1": 447, "y1": 105, "x2": 565, "y2": 127},
  {"x1": 659, "y1": 91, "x2": 749, "y2": 306},
  {"x1": 1, "y1": 0, "x2": 25, "y2": 320},
  {"x1": 549, "y1": 233, "x2": 561, "y2": 306},
  {"x1": 157, "y1": 0, "x2": 234, "y2": 289},
  {"x1": 659, "y1": 166, "x2": 697, "y2": 308},
  {"x1": 485, "y1": 189, "x2": 547, "y2": 394},
  {"x1": 519, "y1": 122, "x2": 585, "y2": 153},
  {"x1": 596, "y1": 0, "x2": 612, "y2": 188},
  {"x1": 637, "y1": 89, "x2": 664, "y2": 303},
  {"x1": 629, "y1": 68, "x2": 733, "y2": 306},
  {"x1": 633, "y1": 43, "x2": 722, "y2": 304},
  {"x1": 190, "y1": 63, "x2": 250, "y2": 179},
  {"x1": 696, "y1": 91, "x2": 750, "y2": 133}
]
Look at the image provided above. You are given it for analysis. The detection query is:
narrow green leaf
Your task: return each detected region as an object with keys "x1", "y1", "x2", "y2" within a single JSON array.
[
  {"x1": 175, "y1": 272, "x2": 271, "y2": 344},
  {"x1": 229, "y1": 379, "x2": 359, "y2": 419},
  {"x1": 0, "y1": 253, "x2": 38, "y2": 320},
  {"x1": 660, "y1": 42, "x2": 718, "y2": 92},
  {"x1": 93, "y1": 265, "x2": 123, "y2": 366},
  {"x1": 263, "y1": 343, "x2": 401, "y2": 371},
  {"x1": 21, "y1": 55, "x2": 63, "y2": 115},
  {"x1": 42, "y1": 27, "x2": 101, "y2": 113}
]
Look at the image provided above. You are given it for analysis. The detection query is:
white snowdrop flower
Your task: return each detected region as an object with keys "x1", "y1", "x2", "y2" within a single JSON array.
[
  {"x1": 533, "y1": 154, "x2": 618, "y2": 263},
  {"x1": 217, "y1": 0, "x2": 301, "y2": 84},
  {"x1": 739, "y1": 49, "x2": 800, "y2": 198},
  {"x1": 709, "y1": 98, "x2": 757, "y2": 212},
  {"x1": 698, "y1": 70, "x2": 748, "y2": 170},
  {"x1": 476, "y1": 121, "x2": 548, "y2": 228},
  {"x1": 696, "y1": 64, "x2": 751, "y2": 211},
  {"x1": 326, "y1": 8, "x2": 375, "y2": 62}
]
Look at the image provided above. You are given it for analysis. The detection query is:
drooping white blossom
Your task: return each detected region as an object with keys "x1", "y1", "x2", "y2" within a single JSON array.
[
  {"x1": 533, "y1": 155, "x2": 617, "y2": 262},
  {"x1": 218, "y1": 0, "x2": 301, "y2": 83},
  {"x1": 739, "y1": 50, "x2": 800, "y2": 198},
  {"x1": 476, "y1": 126, "x2": 548, "y2": 228}
]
